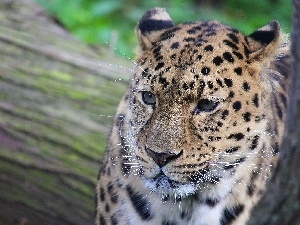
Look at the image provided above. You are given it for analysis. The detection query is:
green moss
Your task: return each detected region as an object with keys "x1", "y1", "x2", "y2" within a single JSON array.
[
  {"x1": 0, "y1": 160, "x2": 41, "y2": 208},
  {"x1": 0, "y1": 159, "x2": 93, "y2": 206},
  {"x1": 66, "y1": 90, "x2": 89, "y2": 100},
  {"x1": 49, "y1": 70, "x2": 73, "y2": 82}
]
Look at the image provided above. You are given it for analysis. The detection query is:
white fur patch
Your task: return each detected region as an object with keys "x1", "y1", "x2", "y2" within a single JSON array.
[{"x1": 142, "y1": 175, "x2": 197, "y2": 199}]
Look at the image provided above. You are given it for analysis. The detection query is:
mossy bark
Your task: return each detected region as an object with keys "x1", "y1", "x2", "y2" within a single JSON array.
[
  {"x1": 248, "y1": 0, "x2": 300, "y2": 224},
  {"x1": 0, "y1": 0, "x2": 130, "y2": 224}
]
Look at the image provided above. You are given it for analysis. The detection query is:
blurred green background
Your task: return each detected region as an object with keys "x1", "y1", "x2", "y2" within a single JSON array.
[{"x1": 35, "y1": 0, "x2": 291, "y2": 59}]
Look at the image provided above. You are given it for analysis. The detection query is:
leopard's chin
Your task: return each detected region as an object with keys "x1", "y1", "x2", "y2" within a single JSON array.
[{"x1": 142, "y1": 174, "x2": 197, "y2": 200}]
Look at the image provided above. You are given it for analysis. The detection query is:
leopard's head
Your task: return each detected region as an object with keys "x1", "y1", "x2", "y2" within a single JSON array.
[{"x1": 124, "y1": 8, "x2": 283, "y2": 198}]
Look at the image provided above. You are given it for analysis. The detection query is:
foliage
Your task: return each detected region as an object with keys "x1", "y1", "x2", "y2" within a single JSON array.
[{"x1": 35, "y1": 0, "x2": 291, "y2": 58}]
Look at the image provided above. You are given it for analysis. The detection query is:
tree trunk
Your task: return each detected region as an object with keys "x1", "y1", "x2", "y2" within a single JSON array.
[
  {"x1": 0, "y1": 0, "x2": 130, "y2": 224},
  {"x1": 248, "y1": 0, "x2": 300, "y2": 224}
]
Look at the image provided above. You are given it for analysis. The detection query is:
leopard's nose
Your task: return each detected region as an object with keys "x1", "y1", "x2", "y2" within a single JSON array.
[{"x1": 145, "y1": 147, "x2": 183, "y2": 168}]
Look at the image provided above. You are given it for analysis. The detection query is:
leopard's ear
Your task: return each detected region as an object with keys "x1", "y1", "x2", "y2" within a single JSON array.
[
  {"x1": 246, "y1": 21, "x2": 281, "y2": 62},
  {"x1": 136, "y1": 8, "x2": 174, "y2": 51}
]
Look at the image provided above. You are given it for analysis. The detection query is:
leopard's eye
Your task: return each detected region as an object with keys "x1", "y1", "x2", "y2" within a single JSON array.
[
  {"x1": 194, "y1": 99, "x2": 219, "y2": 114},
  {"x1": 141, "y1": 91, "x2": 156, "y2": 105}
]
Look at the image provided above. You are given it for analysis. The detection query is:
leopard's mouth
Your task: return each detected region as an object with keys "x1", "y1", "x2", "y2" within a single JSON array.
[{"x1": 142, "y1": 172, "x2": 197, "y2": 199}]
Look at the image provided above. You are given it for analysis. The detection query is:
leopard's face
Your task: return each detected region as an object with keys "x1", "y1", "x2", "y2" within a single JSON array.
[{"x1": 123, "y1": 13, "x2": 280, "y2": 197}]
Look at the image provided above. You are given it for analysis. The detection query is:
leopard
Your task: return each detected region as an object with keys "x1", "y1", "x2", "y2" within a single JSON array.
[{"x1": 96, "y1": 7, "x2": 290, "y2": 225}]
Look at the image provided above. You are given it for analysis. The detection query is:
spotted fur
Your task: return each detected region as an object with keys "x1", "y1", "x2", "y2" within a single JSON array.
[{"x1": 96, "y1": 8, "x2": 290, "y2": 225}]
